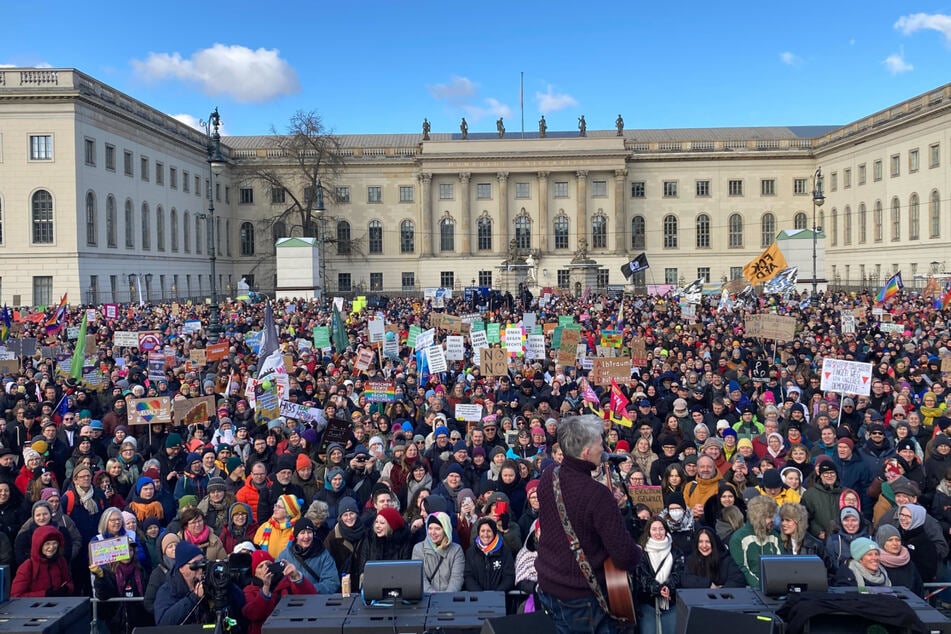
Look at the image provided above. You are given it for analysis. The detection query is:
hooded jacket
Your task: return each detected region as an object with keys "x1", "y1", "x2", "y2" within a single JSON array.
[
  {"x1": 411, "y1": 513, "x2": 465, "y2": 593},
  {"x1": 11, "y1": 525, "x2": 72, "y2": 597}
]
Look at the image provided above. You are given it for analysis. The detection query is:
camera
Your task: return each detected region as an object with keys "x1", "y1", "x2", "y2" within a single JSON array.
[
  {"x1": 267, "y1": 559, "x2": 287, "y2": 585},
  {"x1": 189, "y1": 552, "x2": 252, "y2": 607}
]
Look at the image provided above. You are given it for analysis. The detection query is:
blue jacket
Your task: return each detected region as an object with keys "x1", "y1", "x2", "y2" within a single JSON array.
[
  {"x1": 832, "y1": 451, "x2": 874, "y2": 514},
  {"x1": 277, "y1": 542, "x2": 341, "y2": 595}
]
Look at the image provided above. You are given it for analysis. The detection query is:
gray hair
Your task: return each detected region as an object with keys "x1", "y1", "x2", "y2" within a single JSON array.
[{"x1": 557, "y1": 415, "x2": 604, "y2": 459}]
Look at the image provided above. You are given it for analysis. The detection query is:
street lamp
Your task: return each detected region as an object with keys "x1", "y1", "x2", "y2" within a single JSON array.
[
  {"x1": 315, "y1": 177, "x2": 326, "y2": 298},
  {"x1": 204, "y1": 108, "x2": 226, "y2": 342},
  {"x1": 811, "y1": 167, "x2": 825, "y2": 305}
]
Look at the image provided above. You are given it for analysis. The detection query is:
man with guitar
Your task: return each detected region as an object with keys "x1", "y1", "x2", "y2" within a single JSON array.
[{"x1": 536, "y1": 415, "x2": 643, "y2": 633}]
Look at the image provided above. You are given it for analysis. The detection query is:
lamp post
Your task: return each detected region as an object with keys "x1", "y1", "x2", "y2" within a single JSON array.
[
  {"x1": 811, "y1": 167, "x2": 825, "y2": 305},
  {"x1": 205, "y1": 108, "x2": 226, "y2": 342},
  {"x1": 315, "y1": 177, "x2": 326, "y2": 298}
]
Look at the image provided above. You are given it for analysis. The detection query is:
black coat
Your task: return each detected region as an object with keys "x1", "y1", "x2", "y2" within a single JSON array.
[{"x1": 463, "y1": 543, "x2": 515, "y2": 592}]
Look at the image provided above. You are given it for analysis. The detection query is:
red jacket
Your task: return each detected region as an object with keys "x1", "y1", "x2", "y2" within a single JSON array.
[
  {"x1": 236, "y1": 477, "x2": 272, "y2": 523},
  {"x1": 242, "y1": 575, "x2": 317, "y2": 634},
  {"x1": 11, "y1": 525, "x2": 73, "y2": 597},
  {"x1": 14, "y1": 465, "x2": 34, "y2": 495}
]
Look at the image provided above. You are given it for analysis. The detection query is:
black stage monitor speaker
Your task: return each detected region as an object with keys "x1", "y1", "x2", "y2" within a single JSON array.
[
  {"x1": 680, "y1": 606, "x2": 782, "y2": 634},
  {"x1": 759, "y1": 555, "x2": 828, "y2": 597},
  {"x1": 362, "y1": 560, "x2": 423, "y2": 602},
  {"x1": 479, "y1": 611, "x2": 557, "y2": 634}
]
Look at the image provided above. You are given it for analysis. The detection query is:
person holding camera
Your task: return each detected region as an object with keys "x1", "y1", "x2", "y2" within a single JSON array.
[
  {"x1": 154, "y1": 541, "x2": 245, "y2": 627},
  {"x1": 243, "y1": 548, "x2": 316, "y2": 634}
]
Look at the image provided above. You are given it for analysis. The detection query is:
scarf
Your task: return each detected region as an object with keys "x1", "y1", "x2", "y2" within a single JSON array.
[
  {"x1": 113, "y1": 559, "x2": 144, "y2": 597},
  {"x1": 259, "y1": 518, "x2": 294, "y2": 552},
  {"x1": 919, "y1": 405, "x2": 943, "y2": 428},
  {"x1": 847, "y1": 559, "x2": 890, "y2": 588},
  {"x1": 879, "y1": 546, "x2": 911, "y2": 568},
  {"x1": 475, "y1": 532, "x2": 502, "y2": 554},
  {"x1": 335, "y1": 519, "x2": 365, "y2": 545},
  {"x1": 645, "y1": 535, "x2": 674, "y2": 611},
  {"x1": 184, "y1": 524, "x2": 211, "y2": 546},
  {"x1": 78, "y1": 485, "x2": 98, "y2": 514}
]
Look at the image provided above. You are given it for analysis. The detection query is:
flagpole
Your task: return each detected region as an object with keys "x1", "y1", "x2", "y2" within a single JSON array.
[{"x1": 520, "y1": 71, "x2": 524, "y2": 140}]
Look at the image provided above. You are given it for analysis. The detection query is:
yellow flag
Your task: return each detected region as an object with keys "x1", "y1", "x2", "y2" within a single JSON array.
[{"x1": 742, "y1": 242, "x2": 787, "y2": 285}]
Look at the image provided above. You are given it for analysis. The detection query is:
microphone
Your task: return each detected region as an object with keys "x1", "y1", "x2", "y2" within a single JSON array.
[{"x1": 602, "y1": 453, "x2": 630, "y2": 464}]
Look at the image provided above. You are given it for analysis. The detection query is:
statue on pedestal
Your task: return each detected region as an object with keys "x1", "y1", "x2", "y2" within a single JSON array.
[
  {"x1": 578, "y1": 115, "x2": 586, "y2": 137},
  {"x1": 497, "y1": 117, "x2": 505, "y2": 138},
  {"x1": 538, "y1": 115, "x2": 547, "y2": 138},
  {"x1": 422, "y1": 118, "x2": 431, "y2": 141},
  {"x1": 526, "y1": 252, "x2": 538, "y2": 285},
  {"x1": 460, "y1": 117, "x2": 468, "y2": 139},
  {"x1": 571, "y1": 237, "x2": 594, "y2": 263},
  {"x1": 616, "y1": 114, "x2": 624, "y2": 136}
]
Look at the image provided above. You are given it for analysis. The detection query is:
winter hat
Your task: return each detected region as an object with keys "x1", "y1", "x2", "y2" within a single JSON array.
[
  {"x1": 456, "y1": 488, "x2": 476, "y2": 505},
  {"x1": 849, "y1": 537, "x2": 879, "y2": 561},
  {"x1": 452, "y1": 439, "x2": 468, "y2": 453},
  {"x1": 185, "y1": 452, "x2": 202, "y2": 468},
  {"x1": 817, "y1": 460, "x2": 838, "y2": 476},
  {"x1": 178, "y1": 495, "x2": 198, "y2": 509},
  {"x1": 337, "y1": 497, "x2": 359, "y2": 520},
  {"x1": 296, "y1": 454, "x2": 312, "y2": 470},
  {"x1": 615, "y1": 440, "x2": 630, "y2": 453},
  {"x1": 174, "y1": 541, "x2": 203, "y2": 569},
  {"x1": 525, "y1": 479, "x2": 540, "y2": 497},
  {"x1": 836, "y1": 437, "x2": 854, "y2": 451},
  {"x1": 278, "y1": 494, "x2": 302, "y2": 520},
  {"x1": 31, "y1": 440, "x2": 48, "y2": 455},
  {"x1": 471, "y1": 446, "x2": 486, "y2": 459},
  {"x1": 301, "y1": 429, "x2": 318, "y2": 445},
  {"x1": 444, "y1": 463, "x2": 464, "y2": 478},
  {"x1": 875, "y1": 523, "x2": 901, "y2": 545},
  {"x1": 135, "y1": 476, "x2": 155, "y2": 495},
  {"x1": 761, "y1": 469, "x2": 783, "y2": 489},
  {"x1": 143, "y1": 467, "x2": 161, "y2": 481},
  {"x1": 664, "y1": 490, "x2": 686, "y2": 509},
  {"x1": 293, "y1": 517, "x2": 316, "y2": 539},
  {"x1": 722, "y1": 428, "x2": 738, "y2": 440},
  {"x1": 275, "y1": 454, "x2": 296, "y2": 474},
  {"x1": 434, "y1": 425, "x2": 449, "y2": 438},
  {"x1": 207, "y1": 477, "x2": 227, "y2": 493},
  {"x1": 230, "y1": 502, "x2": 252, "y2": 519},
  {"x1": 737, "y1": 438, "x2": 754, "y2": 450},
  {"x1": 377, "y1": 507, "x2": 405, "y2": 532},
  {"x1": 165, "y1": 433, "x2": 183, "y2": 448},
  {"x1": 250, "y1": 548, "x2": 274, "y2": 571},
  {"x1": 840, "y1": 506, "x2": 861, "y2": 523},
  {"x1": 890, "y1": 476, "x2": 919, "y2": 497},
  {"x1": 895, "y1": 439, "x2": 916, "y2": 453},
  {"x1": 226, "y1": 456, "x2": 244, "y2": 473},
  {"x1": 22, "y1": 448, "x2": 40, "y2": 464},
  {"x1": 40, "y1": 487, "x2": 59, "y2": 502}
]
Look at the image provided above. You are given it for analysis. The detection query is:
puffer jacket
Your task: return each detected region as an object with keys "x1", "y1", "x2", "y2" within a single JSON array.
[{"x1": 412, "y1": 538, "x2": 465, "y2": 593}]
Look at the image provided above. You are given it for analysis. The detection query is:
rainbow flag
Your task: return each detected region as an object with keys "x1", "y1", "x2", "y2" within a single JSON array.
[
  {"x1": 875, "y1": 272, "x2": 903, "y2": 304},
  {"x1": 935, "y1": 279, "x2": 951, "y2": 310},
  {"x1": 45, "y1": 293, "x2": 68, "y2": 334}
]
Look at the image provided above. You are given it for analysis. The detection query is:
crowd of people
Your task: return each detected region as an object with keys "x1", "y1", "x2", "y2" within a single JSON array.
[{"x1": 0, "y1": 286, "x2": 949, "y2": 634}]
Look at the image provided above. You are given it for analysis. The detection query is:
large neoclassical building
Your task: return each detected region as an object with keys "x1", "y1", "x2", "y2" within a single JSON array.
[{"x1": 0, "y1": 66, "x2": 949, "y2": 305}]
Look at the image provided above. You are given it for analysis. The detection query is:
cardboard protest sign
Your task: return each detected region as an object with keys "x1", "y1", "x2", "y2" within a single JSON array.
[
  {"x1": 629, "y1": 486, "x2": 664, "y2": 515},
  {"x1": 744, "y1": 314, "x2": 797, "y2": 341},
  {"x1": 480, "y1": 348, "x2": 509, "y2": 376},
  {"x1": 173, "y1": 396, "x2": 215, "y2": 425},
  {"x1": 819, "y1": 358, "x2": 872, "y2": 396},
  {"x1": 128, "y1": 397, "x2": 173, "y2": 425},
  {"x1": 441, "y1": 314, "x2": 464, "y2": 334},
  {"x1": 206, "y1": 341, "x2": 228, "y2": 362},
  {"x1": 590, "y1": 358, "x2": 632, "y2": 386},
  {"x1": 630, "y1": 337, "x2": 648, "y2": 367}
]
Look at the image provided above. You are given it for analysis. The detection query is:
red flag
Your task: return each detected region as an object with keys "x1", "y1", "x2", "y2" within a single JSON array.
[{"x1": 609, "y1": 379, "x2": 630, "y2": 416}]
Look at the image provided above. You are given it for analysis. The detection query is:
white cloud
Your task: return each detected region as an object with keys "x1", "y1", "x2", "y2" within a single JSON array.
[
  {"x1": 895, "y1": 13, "x2": 951, "y2": 44},
  {"x1": 0, "y1": 61, "x2": 52, "y2": 68},
  {"x1": 883, "y1": 51, "x2": 914, "y2": 74},
  {"x1": 131, "y1": 44, "x2": 299, "y2": 104},
  {"x1": 427, "y1": 75, "x2": 511, "y2": 120},
  {"x1": 172, "y1": 114, "x2": 203, "y2": 131},
  {"x1": 779, "y1": 51, "x2": 801, "y2": 66},
  {"x1": 535, "y1": 85, "x2": 578, "y2": 113}
]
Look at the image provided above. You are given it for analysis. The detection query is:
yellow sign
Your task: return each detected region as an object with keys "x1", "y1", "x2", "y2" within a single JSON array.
[{"x1": 742, "y1": 243, "x2": 787, "y2": 284}]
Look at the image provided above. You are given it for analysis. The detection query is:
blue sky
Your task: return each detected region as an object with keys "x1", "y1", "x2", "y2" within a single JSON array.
[{"x1": 5, "y1": 2, "x2": 951, "y2": 136}]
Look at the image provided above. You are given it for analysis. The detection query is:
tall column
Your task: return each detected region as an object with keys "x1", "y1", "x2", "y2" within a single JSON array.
[
  {"x1": 497, "y1": 171, "x2": 509, "y2": 255},
  {"x1": 614, "y1": 168, "x2": 627, "y2": 253},
  {"x1": 418, "y1": 173, "x2": 433, "y2": 256},
  {"x1": 576, "y1": 170, "x2": 588, "y2": 251},
  {"x1": 537, "y1": 172, "x2": 549, "y2": 252},
  {"x1": 458, "y1": 172, "x2": 471, "y2": 256}
]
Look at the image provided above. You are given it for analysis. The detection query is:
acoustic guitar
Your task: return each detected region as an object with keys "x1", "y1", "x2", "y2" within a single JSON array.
[{"x1": 603, "y1": 556, "x2": 637, "y2": 624}]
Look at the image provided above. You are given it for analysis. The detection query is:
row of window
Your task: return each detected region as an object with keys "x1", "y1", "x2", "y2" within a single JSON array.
[
  {"x1": 828, "y1": 144, "x2": 942, "y2": 191},
  {"x1": 334, "y1": 268, "x2": 615, "y2": 292},
  {"x1": 631, "y1": 177, "x2": 810, "y2": 199},
  {"x1": 824, "y1": 191, "x2": 942, "y2": 246}
]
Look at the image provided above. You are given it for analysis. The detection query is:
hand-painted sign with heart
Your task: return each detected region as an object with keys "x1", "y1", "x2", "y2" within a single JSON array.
[{"x1": 819, "y1": 358, "x2": 872, "y2": 396}]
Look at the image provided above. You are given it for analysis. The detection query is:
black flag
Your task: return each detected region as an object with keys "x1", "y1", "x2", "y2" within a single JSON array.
[{"x1": 620, "y1": 252, "x2": 649, "y2": 279}]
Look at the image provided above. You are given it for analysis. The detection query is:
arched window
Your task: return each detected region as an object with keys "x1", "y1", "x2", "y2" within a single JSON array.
[
  {"x1": 794, "y1": 212, "x2": 807, "y2": 230},
  {"x1": 31, "y1": 190, "x2": 54, "y2": 244},
  {"x1": 400, "y1": 220, "x2": 415, "y2": 253},
  {"x1": 156, "y1": 206, "x2": 165, "y2": 251},
  {"x1": 930, "y1": 189, "x2": 941, "y2": 238},
  {"x1": 272, "y1": 221, "x2": 287, "y2": 248},
  {"x1": 663, "y1": 214, "x2": 678, "y2": 248},
  {"x1": 195, "y1": 213, "x2": 202, "y2": 254},
  {"x1": 843, "y1": 206, "x2": 851, "y2": 245},
  {"x1": 240, "y1": 221, "x2": 255, "y2": 256},
  {"x1": 874, "y1": 200, "x2": 883, "y2": 242},
  {"x1": 85, "y1": 192, "x2": 97, "y2": 246},
  {"x1": 183, "y1": 211, "x2": 191, "y2": 253},
  {"x1": 728, "y1": 213, "x2": 743, "y2": 248},
  {"x1": 761, "y1": 212, "x2": 775, "y2": 247},
  {"x1": 515, "y1": 213, "x2": 531, "y2": 250},
  {"x1": 909, "y1": 193, "x2": 920, "y2": 240},
  {"x1": 591, "y1": 212, "x2": 607, "y2": 249},
  {"x1": 141, "y1": 202, "x2": 151, "y2": 251},
  {"x1": 440, "y1": 217, "x2": 454, "y2": 252},
  {"x1": 478, "y1": 215, "x2": 493, "y2": 251},
  {"x1": 124, "y1": 199, "x2": 135, "y2": 248},
  {"x1": 336, "y1": 220, "x2": 351, "y2": 255},
  {"x1": 548, "y1": 214, "x2": 565, "y2": 250},
  {"x1": 170, "y1": 208, "x2": 179, "y2": 252},
  {"x1": 891, "y1": 196, "x2": 901, "y2": 241},
  {"x1": 631, "y1": 215, "x2": 645, "y2": 249},
  {"x1": 858, "y1": 203, "x2": 867, "y2": 244},
  {"x1": 368, "y1": 220, "x2": 383, "y2": 254},
  {"x1": 830, "y1": 208, "x2": 838, "y2": 246},
  {"x1": 106, "y1": 195, "x2": 117, "y2": 248},
  {"x1": 696, "y1": 214, "x2": 710, "y2": 248}
]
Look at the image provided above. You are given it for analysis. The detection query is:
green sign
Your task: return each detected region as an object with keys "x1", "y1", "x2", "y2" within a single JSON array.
[
  {"x1": 312, "y1": 326, "x2": 330, "y2": 349},
  {"x1": 486, "y1": 323, "x2": 501, "y2": 344}
]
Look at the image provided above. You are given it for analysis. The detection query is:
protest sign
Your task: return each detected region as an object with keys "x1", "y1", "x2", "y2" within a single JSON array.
[
  {"x1": 354, "y1": 348, "x2": 376, "y2": 372},
  {"x1": 819, "y1": 358, "x2": 873, "y2": 396},
  {"x1": 560, "y1": 328, "x2": 580, "y2": 351},
  {"x1": 280, "y1": 400, "x2": 323, "y2": 424},
  {"x1": 312, "y1": 326, "x2": 330, "y2": 349},
  {"x1": 486, "y1": 323, "x2": 501, "y2": 344},
  {"x1": 631, "y1": 337, "x2": 648, "y2": 367},
  {"x1": 137, "y1": 331, "x2": 162, "y2": 352},
  {"x1": 368, "y1": 318, "x2": 385, "y2": 344},
  {"x1": 456, "y1": 404, "x2": 483, "y2": 422},
  {"x1": 319, "y1": 418, "x2": 352, "y2": 454},
  {"x1": 365, "y1": 380, "x2": 397, "y2": 403},
  {"x1": 504, "y1": 327, "x2": 524, "y2": 356},
  {"x1": 426, "y1": 345, "x2": 448, "y2": 373},
  {"x1": 415, "y1": 328, "x2": 435, "y2": 350},
  {"x1": 445, "y1": 336, "x2": 465, "y2": 361},
  {"x1": 206, "y1": 341, "x2": 229, "y2": 362},
  {"x1": 113, "y1": 331, "x2": 139, "y2": 347},
  {"x1": 629, "y1": 486, "x2": 664, "y2": 515},
  {"x1": 526, "y1": 335, "x2": 546, "y2": 360},
  {"x1": 744, "y1": 314, "x2": 797, "y2": 341},
  {"x1": 89, "y1": 535, "x2": 131, "y2": 567},
  {"x1": 407, "y1": 325, "x2": 422, "y2": 348},
  {"x1": 481, "y1": 348, "x2": 509, "y2": 376},
  {"x1": 173, "y1": 396, "x2": 215, "y2": 425},
  {"x1": 253, "y1": 382, "x2": 281, "y2": 425},
  {"x1": 128, "y1": 397, "x2": 173, "y2": 425},
  {"x1": 441, "y1": 314, "x2": 464, "y2": 334},
  {"x1": 147, "y1": 351, "x2": 166, "y2": 382},
  {"x1": 522, "y1": 312, "x2": 536, "y2": 331},
  {"x1": 590, "y1": 358, "x2": 631, "y2": 386}
]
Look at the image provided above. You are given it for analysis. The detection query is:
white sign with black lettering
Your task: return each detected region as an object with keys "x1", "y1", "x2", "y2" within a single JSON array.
[
  {"x1": 445, "y1": 336, "x2": 465, "y2": 361},
  {"x1": 820, "y1": 358, "x2": 873, "y2": 396},
  {"x1": 526, "y1": 334, "x2": 546, "y2": 360},
  {"x1": 426, "y1": 344, "x2": 448, "y2": 373}
]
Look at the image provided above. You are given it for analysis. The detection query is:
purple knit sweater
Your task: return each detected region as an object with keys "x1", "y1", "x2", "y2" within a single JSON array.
[{"x1": 536, "y1": 455, "x2": 642, "y2": 599}]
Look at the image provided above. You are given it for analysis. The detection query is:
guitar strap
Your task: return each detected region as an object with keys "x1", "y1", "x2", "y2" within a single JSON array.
[{"x1": 551, "y1": 465, "x2": 616, "y2": 619}]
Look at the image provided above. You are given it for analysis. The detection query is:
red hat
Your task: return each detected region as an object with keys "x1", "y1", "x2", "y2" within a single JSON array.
[
  {"x1": 251, "y1": 549, "x2": 273, "y2": 571},
  {"x1": 525, "y1": 479, "x2": 540, "y2": 497},
  {"x1": 296, "y1": 454, "x2": 312, "y2": 471},
  {"x1": 837, "y1": 437, "x2": 854, "y2": 450},
  {"x1": 377, "y1": 507, "x2": 405, "y2": 533},
  {"x1": 615, "y1": 440, "x2": 630, "y2": 453}
]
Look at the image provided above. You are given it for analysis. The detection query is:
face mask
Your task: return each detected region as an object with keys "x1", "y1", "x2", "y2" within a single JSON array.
[{"x1": 669, "y1": 508, "x2": 685, "y2": 522}]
